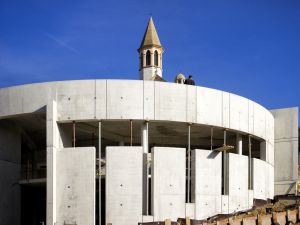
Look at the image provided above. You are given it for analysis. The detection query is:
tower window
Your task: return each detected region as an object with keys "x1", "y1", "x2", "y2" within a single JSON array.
[
  {"x1": 146, "y1": 50, "x2": 151, "y2": 66},
  {"x1": 154, "y1": 50, "x2": 158, "y2": 66}
]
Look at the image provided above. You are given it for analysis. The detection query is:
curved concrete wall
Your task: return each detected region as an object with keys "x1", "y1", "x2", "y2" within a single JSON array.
[{"x1": 0, "y1": 80, "x2": 274, "y2": 141}]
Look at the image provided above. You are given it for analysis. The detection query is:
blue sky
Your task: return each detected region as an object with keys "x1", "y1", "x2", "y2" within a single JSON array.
[{"x1": 0, "y1": 0, "x2": 299, "y2": 111}]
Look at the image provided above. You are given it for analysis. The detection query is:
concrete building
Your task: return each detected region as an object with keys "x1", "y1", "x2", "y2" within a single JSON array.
[{"x1": 0, "y1": 17, "x2": 298, "y2": 225}]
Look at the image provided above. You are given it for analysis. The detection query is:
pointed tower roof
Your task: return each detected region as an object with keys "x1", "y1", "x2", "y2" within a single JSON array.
[{"x1": 139, "y1": 17, "x2": 163, "y2": 51}]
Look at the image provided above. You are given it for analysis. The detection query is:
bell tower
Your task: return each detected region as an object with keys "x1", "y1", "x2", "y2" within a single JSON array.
[{"x1": 138, "y1": 17, "x2": 164, "y2": 80}]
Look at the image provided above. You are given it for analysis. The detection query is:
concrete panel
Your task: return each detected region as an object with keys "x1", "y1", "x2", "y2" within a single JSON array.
[
  {"x1": 271, "y1": 107, "x2": 298, "y2": 139},
  {"x1": 57, "y1": 80, "x2": 96, "y2": 121},
  {"x1": 152, "y1": 147, "x2": 186, "y2": 221},
  {"x1": 222, "y1": 92, "x2": 230, "y2": 128},
  {"x1": 0, "y1": 83, "x2": 52, "y2": 117},
  {"x1": 229, "y1": 94, "x2": 249, "y2": 133},
  {"x1": 56, "y1": 147, "x2": 95, "y2": 225},
  {"x1": 185, "y1": 203, "x2": 195, "y2": 220},
  {"x1": 47, "y1": 100, "x2": 60, "y2": 225},
  {"x1": 154, "y1": 82, "x2": 187, "y2": 122},
  {"x1": 271, "y1": 107, "x2": 298, "y2": 195},
  {"x1": 197, "y1": 87, "x2": 222, "y2": 127},
  {"x1": 95, "y1": 80, "x2": 107, "y2": 119},
  {"x1": 248, "y1": 101, "x2": 254, "y2": 134},
  {"x1": 252, "y1": 159, "x2": 267, "y2": 200},
  {"x1": 191, "y1": 149, "x2": 222, "y2": 220},
  {"x1": 221, "y1": 195, "x2": 229, "y2": 214},
  {"x1": 274, "y1": 141, "x2": 298, "y2": 181},
  {"x1": 266, "y1": 113, "x2": 275, "y2": 144},
  {"x1": 106, "y1": 147, "x2": 143, "y2": 225},
  {"x1": 228, "y1": 153, "x2": 248, "y2": 212},
  {"x1": 143, "y1": 81, "x2": 155, "y2": 120},
  {"x1": 268, "y1": 164, "x2": 275, "y2": 199},
  {"x1": 0, "y1": 121, "x2": 21, "y2": 225},
  {"x1": 107, "y1": 80, "x2": 143, "y2": 120},
  {"x1": 253, "y1": 103, "x2": 266, "y2": 139},
  {"x1": 187, "y1": 85, "x2": 197, "y2": 123}
]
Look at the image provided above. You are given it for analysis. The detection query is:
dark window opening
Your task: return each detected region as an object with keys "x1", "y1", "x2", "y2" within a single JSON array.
[{"x1": 146, "y1": 50, "x2": 151, "y2": 66}]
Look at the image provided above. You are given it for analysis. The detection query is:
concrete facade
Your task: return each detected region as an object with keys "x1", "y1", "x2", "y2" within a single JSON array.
[
  {"x1": 0, "y1": 79, "x2": 296, "y2": 225},
  {"x1": 271, "y1": 107, "x2": 298, "y2": 195}
]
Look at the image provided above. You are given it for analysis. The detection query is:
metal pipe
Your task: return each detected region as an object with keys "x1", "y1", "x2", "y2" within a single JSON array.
[
  {"x1": 248, "y1": 135, "x2": 252, "y2": 190},
  {"x1": 72, "y1": 121, "x2": 76, "y2": 147},
  {"x1": 223, "y1": 129, "x2": 227, "y2": 194},
  {"x1": 187, "y1": 124, "x2": 191, "y2": 203},
  {"x1": 98, "y1": 121, "x2": 102, "y2": 225},
  {"x1": 210, "y1": 127, "x2": 214, "y2": 150},
  {"x1": 130, "y1": 120, "x2": 133, "y2": 146},
  {"x1": 145, "y1": 121, "x2": 149, "y2": 215}
]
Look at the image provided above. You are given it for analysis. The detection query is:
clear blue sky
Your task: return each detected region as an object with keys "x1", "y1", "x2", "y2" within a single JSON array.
[{"x1": 0, "y1": 0, "x2": 299, "y2": 112}]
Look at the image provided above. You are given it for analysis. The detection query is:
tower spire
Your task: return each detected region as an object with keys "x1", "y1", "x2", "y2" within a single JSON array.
[
  {"x1": 138, "y1": 17, "x2": 164, "y2": 80},
  {"x1": 139, "y1": 17, "x2": 162, "y2": 51}
]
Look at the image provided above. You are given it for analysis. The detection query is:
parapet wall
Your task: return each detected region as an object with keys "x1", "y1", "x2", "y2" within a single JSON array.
[{"x1": 0, "y1": 80, "x2": 274, "y2": 142}]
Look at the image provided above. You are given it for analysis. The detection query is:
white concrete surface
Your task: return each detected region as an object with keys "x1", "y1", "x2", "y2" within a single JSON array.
[
  {"x1": 252, "y1": 158, "x2": 267, "y2": 200},
  {"x1": 106, "y1": 147, "x2": 143, "y2": 225},
  {"x1": 191, "y1": 149, "x2": 222, "y2": 220},
  {"x1": 228, "y1": 153, "x2": 248, "y2": 213},
  {"x1": 56, "y1": 147, "x2": 95, "y2": 225},
  {"x1": 47, "y1": 100, "x2": 59, "y2": 225},
  {"x1": 107, "y1": 80, "x2": 143, "y2": 120},
  {"x1": 221, "y1": 195, "x2": 229, "y2": 214},
  {"x1": 271, "y1": 107, "x2": 298, "y2": 195},
  {"x1": 151, "y1": 147, "x2": 186, "y2": 221},
  {"x1": 154, "y1": 82, "x2": 187, "y2": 122},
  {"x1": 0, "y1": 80, "x2": 274, "y2": 141},
  {"x1": 185, "y1": 203, "x2": 195, "y2": 220},
  {"x1": 0, "y1": 80, "x2": 278, "y2": 224}
]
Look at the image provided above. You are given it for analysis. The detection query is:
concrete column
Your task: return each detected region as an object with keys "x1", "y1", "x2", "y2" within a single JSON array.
[
  {"x1": 236, "y1": 134, "x2": 243, "y2": 155},
  {"x1": 248, "y1": 135, "x2": 252, "y2": 190},
  {"x1": 46, "y1": 100, "x2": 59, "y2": 225},
  {"x1": 150, "y1": 51, "x2": 154, "y2": 66},
  {"x1": 141, "y1": 122, "x2": 149, "y2": 154},
  {"x1": 141, "y1": 122, "x2": 149, "y2": 215},
  {"x1": 98, "y1": 121, "x2": 102, "y2": 225}
]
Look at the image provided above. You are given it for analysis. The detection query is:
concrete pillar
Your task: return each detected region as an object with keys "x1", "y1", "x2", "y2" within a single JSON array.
[
  {"x1": 98, "y1": 121, "x2": 102, "y2": 225},
  {"x1": 141, "y1": 122, "x2": 149, "y2": 154},
  {"x1": 236, "y1": 134, "x2": 243, "y2": 155},
  {"x1": 141, "y1": 122, "x2": 149, "y2": 215},
  {"x1": 46, "y1": 100, "x2": 60, "y2": 225},
  {"x1": 150, "y1": 51, "x2": 154, "y2": 66},
  {"x1": 248, "y1": 136, "x2": 253, "y2": 190}
]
